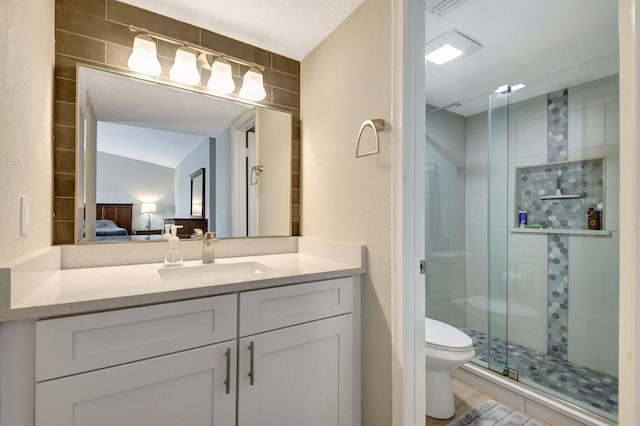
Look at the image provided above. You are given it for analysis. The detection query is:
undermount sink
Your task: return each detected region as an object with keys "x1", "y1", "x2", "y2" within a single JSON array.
[{"x1": 158, "y1": 261, "x2": 272, "y2": 282}]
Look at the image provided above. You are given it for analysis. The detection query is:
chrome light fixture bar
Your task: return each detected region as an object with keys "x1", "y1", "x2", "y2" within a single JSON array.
[{"x1": 127, "y1": 25, "x2": 266, "y2": 101}]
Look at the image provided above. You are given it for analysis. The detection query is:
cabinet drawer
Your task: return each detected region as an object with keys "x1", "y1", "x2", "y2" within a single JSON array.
[
  {"x1": 239, "y1": 277, "x2": 353, "y2": 336},
  {"x1": 36, "y1": 294, "x2": 237, "y2": 382}
]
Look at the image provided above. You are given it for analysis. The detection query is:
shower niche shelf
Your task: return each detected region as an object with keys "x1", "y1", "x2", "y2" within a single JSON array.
[
  {"x1": 514, "y1": 157, "x2": 606, "y2": 233},
  {"x1": 509, "y1": 227, "x2": 610, "y2": 236}
]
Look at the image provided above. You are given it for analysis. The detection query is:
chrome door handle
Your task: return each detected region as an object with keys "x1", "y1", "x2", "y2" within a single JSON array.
[
  {"x1": 248, "y1": 341, "x2": 255, "y2": 385},
  {"x1": 224, "y1": 348, "x2": 231, "y2": 394}
]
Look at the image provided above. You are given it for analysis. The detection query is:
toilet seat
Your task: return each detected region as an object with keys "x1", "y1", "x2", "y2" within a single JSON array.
[{"x1": 425, "y1": 317, "x2": 473, "y2": 351}]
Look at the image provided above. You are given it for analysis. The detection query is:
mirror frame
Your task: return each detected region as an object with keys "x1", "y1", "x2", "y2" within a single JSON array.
[
  {"x1": 190, "y1": 168, "x2": 205, "y2": 218},
  {"x1": 74, "y1": 63, "x2": 295, "y2": 243}
]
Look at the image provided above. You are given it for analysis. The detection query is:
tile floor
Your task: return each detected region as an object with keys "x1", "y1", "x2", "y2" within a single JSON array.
[
  {"x1": 426, "y1": 378, "x2": 550, "y2": 426},
  {"x1": 462, "y1": 327, "x2": 618, "y2": 418}
]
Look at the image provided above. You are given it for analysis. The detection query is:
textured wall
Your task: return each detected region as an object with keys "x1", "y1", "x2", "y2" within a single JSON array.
[
  {"x1": 300, "y1": 0, "x2": 392, "y2": 424},
  {"x1": 53, "y1": 0, "x2": 301, "y2": 244},
  {"x1": 0, "y1": 0, "x2": 54, "y2": 263}
]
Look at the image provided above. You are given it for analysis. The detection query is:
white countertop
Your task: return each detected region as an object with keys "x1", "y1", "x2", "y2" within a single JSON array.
[{"x1": 0, "y1": 238, "x2": 365, "y2": 321}]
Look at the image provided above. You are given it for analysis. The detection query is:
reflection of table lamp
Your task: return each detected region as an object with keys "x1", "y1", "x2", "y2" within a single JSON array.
[{"x1": 141, "y1": 202, "x2": 156, "y2": 231}]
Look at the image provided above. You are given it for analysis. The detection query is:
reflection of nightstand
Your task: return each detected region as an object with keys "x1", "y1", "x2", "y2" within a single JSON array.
[{"x1": 134, "y1": 229, "x2": 162, "y2": 235}]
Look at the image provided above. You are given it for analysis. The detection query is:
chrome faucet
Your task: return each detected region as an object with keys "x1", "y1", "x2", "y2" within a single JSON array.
[{"x1": 203, "y1": 232, "x2": 217, "y2": 264}]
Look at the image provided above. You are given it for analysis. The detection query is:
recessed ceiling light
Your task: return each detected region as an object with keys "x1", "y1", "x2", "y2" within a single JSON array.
[
  {"x1": 426, "y1": 44, "x2": 463, "y2": 65},
  {"x1": 425, "y1": 30, "x2": 482, "y2": 67},
  {"x1": 511, "y1": 83, "x2": 526, "y2": 91}
]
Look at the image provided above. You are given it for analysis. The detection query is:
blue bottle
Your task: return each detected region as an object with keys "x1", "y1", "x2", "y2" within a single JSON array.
[{"x1": 518, "y1": 207, "x2": 527, "y2": 228}]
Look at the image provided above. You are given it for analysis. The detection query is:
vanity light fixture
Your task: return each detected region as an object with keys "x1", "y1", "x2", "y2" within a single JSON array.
[
  {"x1": 128, "y1": 34, "x2": 162, "y2": 76},
  {"x1": 239, "y1": 67, "x2": 267, "y2": 101},
  {"x1": 207, "y1": 58, "x2": 236, "y2": 94},
  {"x1": 127, "y1": 26, "x2": 267, "y2": 102},
  {"x1": 196, "y1": 52, "x2": 211, "y2": 70},
  {"x1": 425, "y1": 29, "x2": 482, "y2": 66},
  {"x1": 169, "y1": 47, "x2": 201, "y2": 85}
]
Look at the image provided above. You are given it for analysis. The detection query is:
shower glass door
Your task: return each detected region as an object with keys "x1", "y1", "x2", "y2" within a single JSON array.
[{"x1": 486, "y1": 91, "x2": 510, "y2": 375}]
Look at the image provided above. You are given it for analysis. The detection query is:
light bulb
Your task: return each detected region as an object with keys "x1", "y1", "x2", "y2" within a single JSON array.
[
  {"x1": 207, "y1": 58, "x2": 236, "y2": 94},
  {"x1": 169, "y1": 47, "x2": 200, "y2": 85},
  {"x1": 128, "y1": 34, "x2": 161, "y2": 76},
  {"x1": 239, "y1": 67, "x2": 266, "y2": 101}
]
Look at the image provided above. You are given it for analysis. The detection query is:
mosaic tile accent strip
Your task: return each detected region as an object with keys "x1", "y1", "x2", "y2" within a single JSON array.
[
  {"x1": 462, "y1": 327, "x2": 618, "y2": 419},
  {"x1": 548, "y1": 234, "x2": 569, "y2": 359},
  {"x1": 517, "y1": 159, "x2": 604, "y2": 229},
  {"x1": 547, "y1": 89, "x2": 569, "y2": 163}
]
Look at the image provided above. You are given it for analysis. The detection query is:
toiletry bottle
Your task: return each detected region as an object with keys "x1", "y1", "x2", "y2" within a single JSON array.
[
  {"x1": 518, "y1": 207, "x2": 527, "y2": 228},
  {"x1": 596, "y1": 203, "x2": 603, "y2": 230},
  {"x1": 587, "y1": 208, "x2": 601, "y2": 230},
  {"x1": 163, "y1": 223, "x2": 172, "y2": 240},
  {"x1": 164, "y1": 225, "x2": 183, "y2": 267}
]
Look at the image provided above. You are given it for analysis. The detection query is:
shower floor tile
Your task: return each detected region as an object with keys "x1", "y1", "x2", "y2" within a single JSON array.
[{"x1": 461, "y1": 328, "x2": 618, "y2": 419}]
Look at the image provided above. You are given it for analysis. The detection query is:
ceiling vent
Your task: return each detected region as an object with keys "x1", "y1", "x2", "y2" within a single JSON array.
[{"x1": 425, "y1": 0, "x2": 467, "y2": 16}]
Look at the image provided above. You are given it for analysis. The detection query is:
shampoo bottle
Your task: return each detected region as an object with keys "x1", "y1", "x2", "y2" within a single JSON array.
[
  {"x1": 164, "y1": 225, "x2": 183, "y2": 267},
  {"x1": 518, "y1": 207, "x2": 527, "y2": 228}
]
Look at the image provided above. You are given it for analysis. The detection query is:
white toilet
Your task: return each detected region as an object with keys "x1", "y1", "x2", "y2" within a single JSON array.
[{"x1": 425, "y1": 317, "x2": 475, "y2": 419}]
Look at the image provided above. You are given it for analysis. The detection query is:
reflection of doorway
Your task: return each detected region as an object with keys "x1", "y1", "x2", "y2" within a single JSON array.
[
  {"x1": 230, "y1": 108, "x2": 292, "y2": 237},
  {"x1": 246, "y1": 129, "x2": 257, "y2": 236}
]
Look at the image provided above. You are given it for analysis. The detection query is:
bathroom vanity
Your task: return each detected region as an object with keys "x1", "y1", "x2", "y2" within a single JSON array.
[{"x1": 0, "y1": 238, "x2": 364, "y2": 426}]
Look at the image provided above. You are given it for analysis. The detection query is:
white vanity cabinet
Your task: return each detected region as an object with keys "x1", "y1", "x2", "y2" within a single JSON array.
[
  {"x1": 34, "y1": 295, "x2": 238, "y2": 426},
  {"x1": 237, "y1": 277, "x2": 356, "y2": 426},
  {"x1": 32, "y1": 276, "x2": 359, "y2": 426}
]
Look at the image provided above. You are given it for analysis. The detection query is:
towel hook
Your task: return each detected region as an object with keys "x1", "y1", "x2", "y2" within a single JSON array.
[{"x1": 355, "y1": 119, "x2": 385, "y2": 158}]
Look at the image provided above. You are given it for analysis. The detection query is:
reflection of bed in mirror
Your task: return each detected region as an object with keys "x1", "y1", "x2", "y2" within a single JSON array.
[{"x1": 94, "y1": 203, "x2": 132, "y2": 241}]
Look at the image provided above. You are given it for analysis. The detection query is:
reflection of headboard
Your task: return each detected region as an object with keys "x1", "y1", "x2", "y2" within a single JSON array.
[{"x1": 96, "y1": 204, "x2": 133, "y2": 234}]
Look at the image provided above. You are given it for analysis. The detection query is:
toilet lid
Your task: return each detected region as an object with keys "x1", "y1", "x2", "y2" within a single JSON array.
[{"x1": 425, "y1": 318, "x2": 473, "y2": 350}]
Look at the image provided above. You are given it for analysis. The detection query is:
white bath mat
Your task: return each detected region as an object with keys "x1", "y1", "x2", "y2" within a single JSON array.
[{"x1": 446, "y1": 399, "x2": 542, "y2": 426}]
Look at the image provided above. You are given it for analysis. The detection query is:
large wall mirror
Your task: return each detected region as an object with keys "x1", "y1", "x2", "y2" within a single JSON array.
[{"x1": 76, "y1": 65, "x2": 292, "y2": 243}]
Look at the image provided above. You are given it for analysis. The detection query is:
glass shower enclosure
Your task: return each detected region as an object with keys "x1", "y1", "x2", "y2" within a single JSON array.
[{"x1": 425, "y1": 75, "x2": 620, "y2": 421}]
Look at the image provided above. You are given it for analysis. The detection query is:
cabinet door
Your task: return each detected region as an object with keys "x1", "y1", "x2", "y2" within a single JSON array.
[
  {"x1": 238, "y1": 315, "x2": 353, "y2": 426},
  {"x1": 36, "y1": 342, "x2": 236, "y2": 426}
]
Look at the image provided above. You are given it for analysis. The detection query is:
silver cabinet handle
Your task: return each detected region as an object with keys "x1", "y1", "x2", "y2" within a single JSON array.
[
  {"x1": 248, "y1": 341, "x2": 255, "y2": 385},
  {"x1": 224, "y1": 348, "x2": 231, "y2": 394}
]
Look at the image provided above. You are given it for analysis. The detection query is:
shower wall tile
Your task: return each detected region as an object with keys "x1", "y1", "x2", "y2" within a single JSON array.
[
  {"x1": 605, "y1": 188, "x2": 620, "y2": 231},
  {"x1": 605, "y1": 101, "x2": 620, "y2": 145},
  {"x1": 426, "y1": 163, "x2": 463, "y2": 195},
  {"x1": 426, "y1": 258, "x2": 465, "y2": 294},
  {"x1": 568, "y1": 270, "x2": 619, "y2": 376},
  {"x1": 425, "y1": 287, "x2": 466, "y2": 328},
  {"x1": 547, "y1": 234, "x2": 569, "y2": 359},
  {"x1": 465, "y1": 195, "x2": 487, "y2": 227},
  {"x1": 568, "y1": 105, "x2": 606, "y2": 150},
  {"x1": 465, "y1": 131, "x2": 488, "y2": 165},
  {"x1": 488, "y1": 193, "x2": 508, "y2": 228},
  {"x1": 466, "y1": 111, "x2": 489, "y2": 136},
  {"x1": 508, "y1": 94, "x2": 547, "y2": 124},
  {"x1": 508, "y1": 262, "x2": 548, "y2": 353},
  {"x1": 508, "y1": 232, "x2": 548, "y2": 265},
  {"x1": 465, "y1": 163, "x2": 487, "y2": 197},
  {"x1": 547, "y1": 89, "x2": 569, "y2": 163},
  {"x1": 425, "y1": 107, "x2": 466, "y2": 134},
  {"x1": 567, "y1": 145, "x2": 619, "y2": 189},
  {"x1": 568, "y1": 74, "x2": 619, "y2": 112},
  {"x1": 514, "y1": 118, "x2": 547, "y2": 159},
  {"x1": 568, "y1": 232, "x2": 619, "y2": 276},
  {"x1": 426, "y1": 126, "x2": 466, "y2": 167}
]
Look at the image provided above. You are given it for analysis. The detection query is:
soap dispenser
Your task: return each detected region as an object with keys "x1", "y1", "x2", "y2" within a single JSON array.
[{"x1": 164, "y1": 225, "x2": 183, "y2": 267}]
